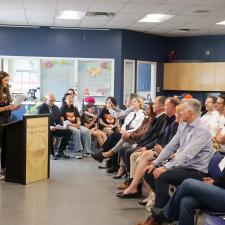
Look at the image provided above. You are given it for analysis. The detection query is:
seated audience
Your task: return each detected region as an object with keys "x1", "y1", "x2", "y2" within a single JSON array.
[
  {"x1": 143, "y1": 99, "x2": 214, "y2": 210},
  {"x1": 81, "y1": 103, "x2": 107, "y2": 147},
  {"x1": 201, "y1": 96, "x2": 220, "y2": 136},
  {"x1": 60, "y1": 93, "x2": 92, "y2": 159},
  {"x1": 92, "y1": 96, "x2": 145, "y2": 161},
  {"x1": 216, "y1": 94, "x2": 225, "y2": 126},
  {"x1": 67, "y1": 88, "x2": 82, "y2": 113},
  {"x1": 107, "y1": 93, "x2": 138, "y2": 119},
  {"x1": 37, "y1": 93, "x2": 72, "y2": 160},
  {"x1": 117, "y1": 96, "x2": 167, "y2": 179},
  {"x1": 92, "y1": 97, "x2": 145, "y2": 174},
  {"x1": 99, "y1": 97, "x2": 119, "y2": 136},
  {"x1": 117, "y1": 97, "x2": 179, "y2": 199}
]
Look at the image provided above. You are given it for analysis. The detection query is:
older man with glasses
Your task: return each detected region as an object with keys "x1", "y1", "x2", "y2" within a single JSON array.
[{"x1": 37, "y1": 93, "x2": 72, "y2": 160}]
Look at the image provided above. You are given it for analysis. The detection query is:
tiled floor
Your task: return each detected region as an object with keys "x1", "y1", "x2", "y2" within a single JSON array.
[{"x1": 0, "y1": 158, "x2": 149, "y2": 225}]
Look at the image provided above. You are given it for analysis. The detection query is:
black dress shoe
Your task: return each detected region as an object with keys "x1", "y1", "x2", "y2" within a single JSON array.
[
  {"x1": 151, "y1": 207, "x2": 166, "y2": 223},
  {"x1": 116, "y1": 191, "x2": 141, "y2": 198},
  {"x1": 113, "y1": 171, "x2": 125, "y2": 179},
  {"x1": 56, "y1": 153, "x2": 70, "y2": 159},
  {"x1": 91, "y1": 153, "x2": 104, "y2": 163},
  {"x1": 98, "y1": 165, "x2": 107, "y2": 169},
  {"x1": 107, "y1": 166, "x2": 118, "y2": 173}
]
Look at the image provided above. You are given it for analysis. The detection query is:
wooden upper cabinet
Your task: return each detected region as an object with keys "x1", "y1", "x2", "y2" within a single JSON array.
[
  {"x1": 176, "y1": 63, "x2": 190, "y2": 90},
  {"x1": 215, "y1": 63, "x2": 225, "y2": 91},
  {"x1": 178, "y1": 63, "x2": 202, "y2": 91},
  {"x1": 201, "y1": 63, "x2": 216, "y2": 91},
  {"x1": 163, "y1": 63, "x2": 177, "y2": 90},
  {"x1": 164, "y1": 62, "x2": 224, "y2": 91}
]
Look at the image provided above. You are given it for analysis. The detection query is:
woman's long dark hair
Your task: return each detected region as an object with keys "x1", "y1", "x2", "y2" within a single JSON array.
[
  {"x1": 0, "y1": 71, "x2": 12, "y2": 104},
  {"x1": 106, "y1": 96, "x2": 117, "y2": 106},
  {"x1": 62, "y1": 93, "x2": 75, "y2": 109}
]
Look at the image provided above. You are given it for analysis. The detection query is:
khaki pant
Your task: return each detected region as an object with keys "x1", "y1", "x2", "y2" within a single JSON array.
[{"x1": 130, "y1": 151, "x2": 142, "y2": 178}]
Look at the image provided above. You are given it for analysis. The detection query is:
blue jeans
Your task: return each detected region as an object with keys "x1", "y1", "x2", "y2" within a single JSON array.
[
  {"x1": 69, "y1": 126, "x2": 92, "y2": 154},
  {"x1": 164, "y1": 178, "x2": 225, "y2": 225}
]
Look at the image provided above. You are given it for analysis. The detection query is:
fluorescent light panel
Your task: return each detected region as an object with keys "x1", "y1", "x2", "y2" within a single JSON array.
[
  {"x1": 216, "y1": 20, "x2": 225, "y2": 25},
  {"x1": 57, "y1": 10, "x2": 86, "y2": 20},
  {"x1": 139, "y1": 14, "x2": 174, "y2": 23}
]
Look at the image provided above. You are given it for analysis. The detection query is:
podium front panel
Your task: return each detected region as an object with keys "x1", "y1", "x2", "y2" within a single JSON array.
[{"x1": 25, "y1": 116, "x2": 49, "y2": 184}]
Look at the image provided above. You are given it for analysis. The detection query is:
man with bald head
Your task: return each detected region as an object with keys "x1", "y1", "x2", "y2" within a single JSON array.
[{"x1": 37, "y1": 94, "x2": 72, "y2": 159}]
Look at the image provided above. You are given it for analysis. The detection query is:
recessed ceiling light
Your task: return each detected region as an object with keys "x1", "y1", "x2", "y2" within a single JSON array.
[
  {"x1": 216, "y1": 20, "x2": 225, "y2": 25},
  {"x1": 57, "y1": 10, "x2": 86, "y2": 20},
  {"x1": 138, "y1": 14, "x2": 174, "y2": 23}
]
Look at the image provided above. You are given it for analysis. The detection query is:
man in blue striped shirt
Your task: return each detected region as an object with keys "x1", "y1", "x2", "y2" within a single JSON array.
[{"x1": 144, "y1": 98, "x2": 214, "y2": 209}]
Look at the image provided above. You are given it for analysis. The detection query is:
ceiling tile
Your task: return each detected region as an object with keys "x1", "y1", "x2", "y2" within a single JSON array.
[
  {"x1": 113, "y1": 13, "x2": 145, "y2": 21},
  {"x1": 151, "y1": 4, "x2": 192, "y2": 15},
  {"x1": 105, "y1": 20, "x2": 133, "y2": 28},
  {"x1": 105, "y1": 23, "x2": 129, "y2": 29},
  {"x1": 54, "y1": 19, "x2": 81, "y2": 27},
  {"x1": 22, "y1": 0, "x2": 58, "y2": 10},
  {"x1": 1, "y1": 17, "x2": 27, "y2": 25},
  {"x1": 0, "y1": 0, "x2": 23, "y2": 8},
  {"x1": 130, "y1": 0, "x2": 167, "y2": 3},
  {"x1": 0, "y1": 8, "x2": 25, "y2": 17},
  {"x1": 197, "y1": 0, "x2": 225, "y2": 6},
  {"x1": 120, "y1": 3, "x2": 161, "y2": 13},
  {"x1": 79, "y1": 20, "x2": 107, "y2": 28},
  {"x1": 27, "y1": 17, "x2": 54, "y2": 26},
  {"x1": 181, "y1": 5, "x2": 222, "y2": 16},
  {"x1": 88, "y1": 2, "x2": 125, "y2": 13},
  {"x1": 25, "y1": 9, "x2": 55, "y2": 18},
  {"x1": 93, "y1": 0, "x2": 128, "y2": 2},
  {"x1": 57, "y1": 1, "x2": 92, "y2": 11},
  {"x1": 167, "y1": 15, "x2": 204, "y2": 25},
  {"x1": 165, "y1": 0, "x2": 202, "y2": 5},
  {"x1": 128, "y1": 22, "x2": 157, "y2": 31}
]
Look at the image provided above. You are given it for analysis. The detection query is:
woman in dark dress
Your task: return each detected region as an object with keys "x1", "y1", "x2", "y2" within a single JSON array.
[{"x1": 0, "y1": 71, "x2": 18, "y2": 179}]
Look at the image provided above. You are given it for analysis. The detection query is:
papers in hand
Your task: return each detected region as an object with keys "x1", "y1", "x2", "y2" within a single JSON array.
[
  {"x1": 13, "y1": 95, "x2": 26, "y2": 106},
  {"x1": 63, "y1": 120, "x2": 73, "y2": 127},
  {"x1": 55, "y1": 124, "x2": 66, "y2": 130}
]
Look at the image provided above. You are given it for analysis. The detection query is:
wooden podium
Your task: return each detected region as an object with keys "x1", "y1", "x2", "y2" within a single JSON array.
[{"x1": 4, "y1": 114, "x2": 50, "y2": 184}]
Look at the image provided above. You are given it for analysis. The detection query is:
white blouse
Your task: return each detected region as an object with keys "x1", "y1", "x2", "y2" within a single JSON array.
[{"x1": 121, "y1": 109, "x2": 145, "y2": 133}]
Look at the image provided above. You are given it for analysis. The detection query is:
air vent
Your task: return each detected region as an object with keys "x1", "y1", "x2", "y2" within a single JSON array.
[
  {"x1": 193, "y1": 9, "x2": 211, "y2": 14},
  {"x1": 179, "y1": 28, "x2": 190, "y2": 32},
  {"x1": 86, "y1": 12, "x2": 115, "y2": 19}
]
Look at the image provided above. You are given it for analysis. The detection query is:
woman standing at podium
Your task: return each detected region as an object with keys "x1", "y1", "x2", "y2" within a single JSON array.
[{"x1": 0, "y1": 71, "x2": 18, "y2": 180}]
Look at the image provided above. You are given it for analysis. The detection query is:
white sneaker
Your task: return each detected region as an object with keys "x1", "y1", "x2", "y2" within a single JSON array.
[
  {"x1": 76, "y1": 152, "x2": 83, "y2": 159},
  {"x1": 0, "y1": 174, "x2": 5, "y2": 180},
  {"x1": 145, "y1": 191, "x2": 156, "y2": 212},
  {"x1": 84, "y1": 152, "x2": 91, "y2": 157}
]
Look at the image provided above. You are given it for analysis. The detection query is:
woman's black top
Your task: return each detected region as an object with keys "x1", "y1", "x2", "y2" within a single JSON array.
[{"x1": 0, "y1": 92, "x2": 11, "y2": 124}]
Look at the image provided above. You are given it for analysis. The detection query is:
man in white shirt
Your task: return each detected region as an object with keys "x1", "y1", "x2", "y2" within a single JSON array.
[
  {"x1": 215, "y1": 94, "x2": 225, "y2": 151},
  {"x1": 216, "y1": 94, "x2": 225, "y2": 128},
  {"x1": 201, "y1": 96, "x2": 220, "y2": 136}
]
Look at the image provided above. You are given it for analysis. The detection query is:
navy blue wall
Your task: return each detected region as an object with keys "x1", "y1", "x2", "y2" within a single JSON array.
[
  {"x1": 122, "y1": 30, "x2": 166, "y2": 96},
  {"x1": 1, "y1": 26, "x2": 224, "y2": 104},
  {"x1": 165, "y1": 35, "x2": 225, "y2": 102},
  {"x1": 166, "y1": 35, "x2": 225, "y2": 62},
  {"x1": 0, "y1": 27, "x2": 123, "y2": 103}
]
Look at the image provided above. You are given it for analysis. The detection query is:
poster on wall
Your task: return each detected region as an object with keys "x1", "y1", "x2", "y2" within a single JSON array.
[{"x1": 76, "y1": 58, "x2": 114, "y2": 104}]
